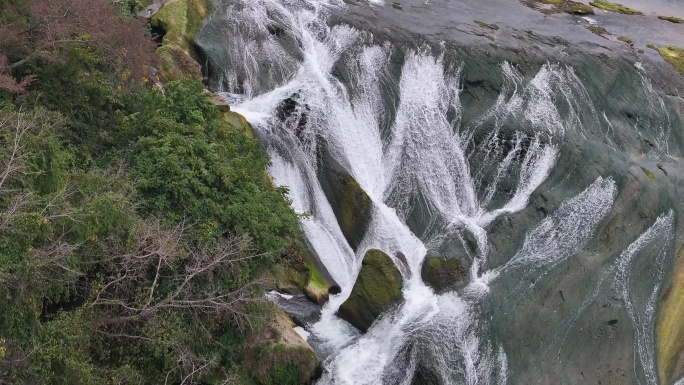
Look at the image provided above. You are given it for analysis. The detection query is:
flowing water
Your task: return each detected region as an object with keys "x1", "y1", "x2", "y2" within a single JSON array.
[{"x1": 196, "y1": 0, "x2": 683, "y2": 383}]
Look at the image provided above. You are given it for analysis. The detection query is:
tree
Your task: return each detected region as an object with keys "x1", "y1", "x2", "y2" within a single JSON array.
[
  {"x1": 0, "y1": 0, "x2": 157, "y2": 93},
  {"x1": 0, "y1": 109, "x2": 268, "y2": 384}
]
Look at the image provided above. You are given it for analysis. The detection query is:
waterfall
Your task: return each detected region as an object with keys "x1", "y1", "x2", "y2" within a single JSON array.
[{"x1": 201, "y1": 0, "x2": 679, "y2": 383}]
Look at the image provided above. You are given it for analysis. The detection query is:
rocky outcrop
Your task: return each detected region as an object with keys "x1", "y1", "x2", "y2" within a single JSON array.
[
  {"x1": 151, "y1": 0, "x2": 208, "y2": 82},
  {"x1": 337, "y1": 250, "x2": 403, "y2": 332},
  {"x1": 318, "y1": 149, "x2": 372, "y2": 251},
  {"x1": 421, "y1": 257, "x2": 466, "y2": 294},
  {"x1": 242, "y1": 308, "x2": 321, "y2": 385}
]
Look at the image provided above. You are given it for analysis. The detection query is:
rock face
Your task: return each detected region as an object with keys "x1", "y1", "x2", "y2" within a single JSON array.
[
  {"x1": 152, "y1": 0, "x2": 208, "y2": 82},
  {"x1": 242, "y1": 308, "x2": 321, "y2": 385},
  {"x1": 337, "y1": 250, "x2": 403, "y2": 332},
  {"x1": 657, "y1": 245, "x2": 684, "y2": 384},
  {"x1": 421, "y1": 257, "x2": 465, "y2": 293}
]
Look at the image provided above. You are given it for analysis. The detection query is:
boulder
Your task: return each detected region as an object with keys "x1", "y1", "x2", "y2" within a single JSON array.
[
  {"x1": 337, "y1": 250, "x2": 403, "y2": 332},
  {"x1": 421, "y1": 257, "x2": 466, "y2": 294},
  {"x1": 152, "y1": 0, "x2": 209, "y2": 82},
  {"x1": 318, "y1": 145, "x2": 372, "y2": 251},
  {"x1": 242, "y1": 308, "x2": 321, "y2": 385}
]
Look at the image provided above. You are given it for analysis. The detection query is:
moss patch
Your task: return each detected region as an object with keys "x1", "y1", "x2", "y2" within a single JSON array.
[
  {"x1": 658, "y1": 246, "x2": 684, "y2": 383},
  {"x1": 523, "y1": 0, "x2": 594, "y2": 15},
  {"x1": 659, "y1": 16, "x2": 684, "y2": 23},
  {"x1": 589, "y1": 0, "x2": 642, "y2": 14},
  {"x1": 641, "y1": 166, "x2": 655, "y2": 181},
  {"x1": 337, "y1": 250, "x2": 402, "y2": 332},
  {"x1": 421, "y1": 257, "x2": 466, "y2": 293},
  {"x1": 155, "y1": 44, "x2": 202, "y2": 82},
  {"x1": 475, "y1": 21, "x2": 500, "y2": 30},
  {"x1": 617, "y1": 36, "x2": 635, "y2": 45},
  {"x1": 153, "y1": 0, "x2": 208, "y2": 52},
  {"x1": 152, "y1": 0, "x2": 209, "y2": 82},
  {"x1": 587, "y1": 26, "x2": 609, "y2": 36},
  {"x1": 562, "y1": 1, "x2": 595, "y2": 14},
  {"x1": 657, "y1": 46, "x2": 684, "y2": 73}
]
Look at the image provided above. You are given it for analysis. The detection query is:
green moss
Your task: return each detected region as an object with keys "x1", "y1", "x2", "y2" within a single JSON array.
[
  {"x1": 617, "y1": 36, "x2": 635, "y2": 45},
  {"x1": 475, "y1": 20, "x2": 500, "y2": 30},
  {"x1": 587, "y1": 26, "x2": 609, "y2": 36},
  {"x1": 562, "y1": 1, "x2": 595, "y2": 14},
  {"x1": 522, "y1": 0, "x2": 594, "y2": 14},
  {"x1": 657, "y1": 46, "x2": 684, "y2": 73},
  {"x1": 658, "y1": 15, "x2": 684, "y2": 23},
  {"x1": 153, "y1": 0, "x2": 209, "y2": 52},
  {"x1": 152, "y1": 0, "x2": 209, "y2": 83},
  {"x1": 641, "y1": 167, "x2": 655, "y2": 181},
  {"x1": 589, "y1": 0, "x2": 642, "y2": 14},
  {"x1": 337, "y1": 250, "x2": 402, "y2": 332},
  {"x1": 421, "y1": 257, "x2": 465, "y2": 293},
  {"x1": 647, "y1": 43, "x2": 657, "y2": 50}
]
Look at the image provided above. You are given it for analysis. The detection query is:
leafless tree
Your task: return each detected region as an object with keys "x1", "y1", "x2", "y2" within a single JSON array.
[{"x1": 0, "y1": 0, "x2": 157, "y2": 92}]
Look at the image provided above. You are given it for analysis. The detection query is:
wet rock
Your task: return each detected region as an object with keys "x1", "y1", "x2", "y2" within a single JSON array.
[
  {"x1": 337, "y1": 250, "x2": 403, "y2": 332},
  {"x1": 421, "y1": 257, "x2": 466, "y2": 293},
  {"x1": 242, "y1": 308, "x2": 321, "y2": 385},
  {"x1": 318, "y1": 150, "x2": 372, "y2": 251},
  {"x1": 268, "y1": 292, "x2": 322, "y2": 326}
]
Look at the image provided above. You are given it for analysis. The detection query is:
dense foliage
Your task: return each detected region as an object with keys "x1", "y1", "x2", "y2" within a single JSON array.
[{"x1": 0, "y1": 1, "x2": 306, "y2": 384}]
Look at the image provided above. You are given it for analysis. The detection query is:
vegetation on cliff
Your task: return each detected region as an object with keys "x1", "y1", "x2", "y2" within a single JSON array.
[{"x1": 0, "y1": 0, "x2": 314, "y2": 383}]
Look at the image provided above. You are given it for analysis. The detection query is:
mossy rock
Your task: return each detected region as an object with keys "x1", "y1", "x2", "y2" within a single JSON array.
[
  {"x1": 337, "y1": 250, "x2": 402, "y2": 332},
  {"x1": 318, "y1": 155, "x2": 372, "y2": 250},
  {"x1": 560, "y1": 1, "x2": 595, "y2": 15},
  {"x1": 589, "y1": 0, "x2": 642, "y2": 15},
  {"x1": 152, "y1": 0, "x2": 209, "y2": 83},
  {"x1": 421, "y1": 257, "x2": 466, "y2": 293},
  {"x1": 242, "y1": 309, "x2": 321, "y2": 385},
  {"x1": 587, "y1": 26, "x2": 609, "y2": 36},
  {"x1": 524, "y1": 0, "x2": 594, "y2": 15},
  {"x1": 659, "y1": 16, "x2": 684, "y2": 23},
  {"x1": 153, "y1": 0, "x2": 209, "y2": 54},
  {"x1": 155, "y1": 44, "x2": 203, "y2": 82},
  {"x1": 474, "y1": 21, "x2": 499, "y2": 31},
  {"x1": 617, "y1": 36, "x2": 635, "y2": 45},
  {"x1": 269, "y1": 238, "x2": 335, "y2": 305},
  {"x1": 657, "y1": 46, "x2": 684, "y2": 73}
]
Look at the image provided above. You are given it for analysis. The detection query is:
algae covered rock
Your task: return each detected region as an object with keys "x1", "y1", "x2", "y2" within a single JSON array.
[
  {"x1": 337, "y1": 250, "x2": 403, "y2": 332},
  {"x1": 657, "y1": 46, "x2": 684, "y2": 73},
  {"x1": 589, "y1": 0, "x2": 642, "y2": 14},
  {"x1": 243, "y1": 308, "x2": 321, "y2": 385},
  {"x1": 421, "y1": 257, "x2": 466, "y2": 293},
  {"x1": 319, "y1": 153, "x2": 372, "y2": 250},
  {"x1": 152, "y1": 0, "x2": 209, "y2": 82}
]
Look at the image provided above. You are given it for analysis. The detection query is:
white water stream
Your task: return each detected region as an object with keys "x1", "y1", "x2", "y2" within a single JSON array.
[{"x1": 211, "y1": 0, "x2": 675, "y2": 383}]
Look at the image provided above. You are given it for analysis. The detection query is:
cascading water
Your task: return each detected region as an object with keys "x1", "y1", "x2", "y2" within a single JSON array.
[{"x1": 197, "y1": 0, "x2": 681, "y2": 383}]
